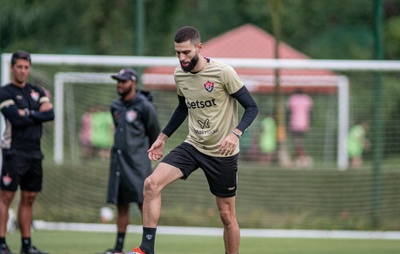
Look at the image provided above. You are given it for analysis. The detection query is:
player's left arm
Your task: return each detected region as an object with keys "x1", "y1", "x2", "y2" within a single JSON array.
[
  {"x1": 221, "y1": 65, "x2": 259, "y2": 133},
  {"x1": 219, "y1": 86, "x2": 258, "y2": 156},
  {"x1": 28, "y1": 101, "x2": 54, "y2": 122},
  {"x1": 231, "y1": 86, "x2": 259, "y2": 133},
  {"x1": 28, "y1": 87, "x2": 55, "y2": 122}
]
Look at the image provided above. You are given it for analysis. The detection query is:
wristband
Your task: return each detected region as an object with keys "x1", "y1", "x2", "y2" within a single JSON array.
[{"x1": 231, "y1": 130, "x2": 241, "y2": 139}]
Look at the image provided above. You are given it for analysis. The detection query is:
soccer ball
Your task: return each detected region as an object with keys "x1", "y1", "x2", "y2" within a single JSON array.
[
  {"x1": 7, "y1": 208, "x2": 17, "y2": 232},
  {"x1": 100, "y1": 207, "x2": 114, "y2": 223}
]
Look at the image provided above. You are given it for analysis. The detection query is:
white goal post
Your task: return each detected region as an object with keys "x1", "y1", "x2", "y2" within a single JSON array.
[
  {"x1": 2, "y1": 53, "x2": 400, "y2": 170},
  {"x1": 53, "y1": 72, "x2": 349, "y2": 169}
]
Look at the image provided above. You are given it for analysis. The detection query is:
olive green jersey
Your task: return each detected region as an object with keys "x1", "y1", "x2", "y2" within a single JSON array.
[{"x1": 174, "y1": 58, "x2": 243, "y2": 157}]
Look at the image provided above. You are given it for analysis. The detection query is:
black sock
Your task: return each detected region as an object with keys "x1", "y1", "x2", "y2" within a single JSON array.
[
  {"x1": 140, "y1": 227, "x2": 156, "y2": 254},
  {"x1": 0, "y1": 237, "x2": 6, "y2": 245},
  {"x1": 114, "y1": 232, "x2": 126, "y2": 251},
  {"x1": 22, "y1": 237, "x2": 31, "y2": 250}
]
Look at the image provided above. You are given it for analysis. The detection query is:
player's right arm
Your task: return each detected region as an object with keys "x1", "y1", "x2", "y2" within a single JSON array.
[
  {"x1": 148, "y1": 95, "x2": 188, "y2": 161},
  {"x1": 0, "y1": 90, "x2": 36, "y2": 126},
  {"x1": 162, "y1": 95, "x2": 188, "y2": 137},
  {"x1": 148, "y1": 133, "x2": 168, "y2": 161}
]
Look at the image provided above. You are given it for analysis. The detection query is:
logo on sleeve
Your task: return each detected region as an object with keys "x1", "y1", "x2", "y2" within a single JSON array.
[
  {"x1": 113, "y1": 112, "x2": 119, "y2": 120},
  {"x1": 204, "y1": 81, "x2": 214, "y2": 92}
]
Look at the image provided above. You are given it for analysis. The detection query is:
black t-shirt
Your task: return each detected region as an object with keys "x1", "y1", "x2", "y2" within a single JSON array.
[{"x1": 0, "y1": 83, "x2": 54, "y2": 150}]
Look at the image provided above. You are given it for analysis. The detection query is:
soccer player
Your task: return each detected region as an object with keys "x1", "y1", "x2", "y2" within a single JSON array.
[
  {"x1": 123, "y1": 26, "x2": 258, "y2": 254},
  {"x1": 0, "y1": 51, "x2": 54, "y2": 254},
  {"x1": 100, "y1": 68, "x2": 160, "y2": 254}
]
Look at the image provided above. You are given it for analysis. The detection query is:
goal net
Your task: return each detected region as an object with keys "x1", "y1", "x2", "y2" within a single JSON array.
[{"x1": 1, "y1": 53, "x2": 400, "y2": 231}]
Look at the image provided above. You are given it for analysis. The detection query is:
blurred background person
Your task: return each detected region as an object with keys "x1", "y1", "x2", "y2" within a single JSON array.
[
  {"x1": 90, "y1": 108, "x2": 114, "y2": 160},
  {"x1": 287, "y1": 88, "x2": 313, "y2": 168},
  {"x1": 79, "y1": 105, "x2": 100, "y2": 159},
  {"x1": 99, "y1": 68, "x2": 160, "y2": 254},
  {"x1": 347, "y1": 120, "x2": 370, "y2": 168},
  {"x1": 259, "y1": 112, "x2": 277, "y2": 165},
  {"x1": 0, "y1": 50, "x2": 54, "y2": 254}
]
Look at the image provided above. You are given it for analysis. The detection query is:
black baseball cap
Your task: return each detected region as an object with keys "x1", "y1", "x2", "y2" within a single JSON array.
[
  {"x1": 11, "y1": 50, "x2": 31, "y2": 65},
  {"x1": 111, "y1": 68, "x2": 138, "y2": 81}
]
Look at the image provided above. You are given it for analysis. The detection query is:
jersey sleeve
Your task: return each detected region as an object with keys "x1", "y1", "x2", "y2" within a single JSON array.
[
  {"x1": 0, "y1": 88, "x2": 15, "y2": 110},
  {"x1": 36, "y1": 86, "x2": 51, "y2": 104},
  {"x1": 221, "y1": 65, "x2": 244, "y2": 94},
  {"x1": 173, "y1": 69, "x2": 184, "y2": 97}
]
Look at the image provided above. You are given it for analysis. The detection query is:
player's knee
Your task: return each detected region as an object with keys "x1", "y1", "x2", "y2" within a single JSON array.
[
  {"x1": 219, "y1": 210, "x2": 236, "y2": 226},
  {"x1": 143, "y1": 176, "x2": 159, "y2": 197},
  {"x1": 21, "y1": 192, "x2": 37, "y2": 205}
]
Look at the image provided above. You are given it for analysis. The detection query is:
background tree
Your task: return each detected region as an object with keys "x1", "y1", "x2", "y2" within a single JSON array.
[{"x1": 1, "y1": 0, "x2": 400, "y2": 59}]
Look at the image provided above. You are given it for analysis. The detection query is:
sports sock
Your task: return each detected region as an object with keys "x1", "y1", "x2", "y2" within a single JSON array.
[
  {"x1": 140, "y1": 227, "x2": 157, "y2": 254},
  {"x1": 114, "y1": 232, "x2": 126, "y2": 251},
  {"x1": 22, "y1": 237, "x2": 31, "y2": 250},
  {"x1": 0, "y1": 237, "x2": 5, "y2": 245}
]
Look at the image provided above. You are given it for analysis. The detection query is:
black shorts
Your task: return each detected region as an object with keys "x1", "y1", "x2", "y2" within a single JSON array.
[
  {"x1": 1, "y1": 148, "x2": 44, "y2": 192},
  {"x1": 162, "y1": 142, "x2": 238, "y2": 198},
  {"x1": 291, "y1": 130, "x2": 306, "y2": 138}
]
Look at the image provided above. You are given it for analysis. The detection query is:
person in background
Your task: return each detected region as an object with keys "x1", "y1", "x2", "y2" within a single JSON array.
[
  {"x1": 90, "y1": 108, "x2": 114, "y2": 160},
  {"x1": 0, "y1": 50, "x2": 54, "y2": 254},
  {"x1": 79, "y1": 105, "x2": 98, "y2": 159},
  {"x1": 99, "y1": 68, "x2": 160, "y2": 254},
  {"x1": 287, "y1": 88, "x2": 313, "y2": 168},
  {"x1": 123, "y1": 26, "x2": 258, "y2": 254},
  {"x1": 347, "y1": 121, "x2": 370, "y2": 168},
  {"x1": 259, "y1": 112, "x2": 277, "y2": 164}
]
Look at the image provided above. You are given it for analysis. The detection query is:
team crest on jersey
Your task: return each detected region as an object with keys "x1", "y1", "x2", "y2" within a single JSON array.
[
  {"x1": 125, "y1": 110, "x2": 137, "y2": 123},
  {"x1": 204, "y1": 81, "x2": 214, "y2": 92},
  {"x1": 30, "y1": 90, "x2": 39, "y2": 101}
]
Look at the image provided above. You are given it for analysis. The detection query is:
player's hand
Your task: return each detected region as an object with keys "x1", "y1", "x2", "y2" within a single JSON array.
[
  {"x1": 148, "y1": 139, "x2": 165, "y2": 161},
  {"x1": 40, "y1": 102, "x2": 53, "y2": 111},
  {"x1": 218, "y1": 132, "x2": 239, "y2": 156}
]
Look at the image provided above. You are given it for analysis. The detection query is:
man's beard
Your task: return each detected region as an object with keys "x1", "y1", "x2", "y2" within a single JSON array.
[
  {"x1": 181, "y1": 55, "x2": 199, "y2": 72},
  {"x1": 117, "y1": 84, "x2": 133, "y2": 97}
]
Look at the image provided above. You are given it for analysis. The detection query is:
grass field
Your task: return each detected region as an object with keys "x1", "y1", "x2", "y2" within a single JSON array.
[{"x1": 4, "y1": 230, "x2": 400, "y2": 254}]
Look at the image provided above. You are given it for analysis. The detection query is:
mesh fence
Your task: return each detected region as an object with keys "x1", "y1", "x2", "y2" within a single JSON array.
[{"x1": 0, "y1": 56, "x2": 396, "y2": 231}]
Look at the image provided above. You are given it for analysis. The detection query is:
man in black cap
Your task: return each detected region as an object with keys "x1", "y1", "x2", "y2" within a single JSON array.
[
  {"x1": 0, "y1": 50, "x2": 54, "y2": 254},
  {"x1": 99, "y1": 68, "x2": 160, "y2": 254}
]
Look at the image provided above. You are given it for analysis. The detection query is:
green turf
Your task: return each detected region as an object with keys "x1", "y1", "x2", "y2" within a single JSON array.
[{"x1": 4, "y1": 230, "x2": 400, "y2": 254}]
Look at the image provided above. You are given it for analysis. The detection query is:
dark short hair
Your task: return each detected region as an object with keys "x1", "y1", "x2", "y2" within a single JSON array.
[
  {"x1": 174, "y1": 26, "x2": 201, "y2": 45},
  {"x1": 11, "y1": 50, "x2": 31, "y2": 66}
]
